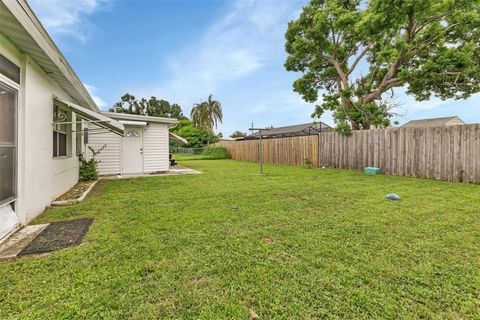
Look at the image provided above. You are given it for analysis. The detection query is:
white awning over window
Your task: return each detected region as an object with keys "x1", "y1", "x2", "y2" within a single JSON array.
[
  {"x1": 119, "y1": 120, "x2": 147, "y2": 126},
  {"x1": 54, "y1": 97, "x2": 124, "y2": 136}
]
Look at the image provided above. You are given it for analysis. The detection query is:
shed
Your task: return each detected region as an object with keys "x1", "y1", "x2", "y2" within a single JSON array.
[
  {"x1": 402, "y1": 116, "x2": 465, "y2": 128},
  {"x1": 87, "y1": 113, "x2": 178, "y2": 176}
]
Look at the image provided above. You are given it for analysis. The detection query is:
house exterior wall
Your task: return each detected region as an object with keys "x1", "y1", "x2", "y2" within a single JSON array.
[
  {"x1": 0, "y1": 32, "x2": 80, "y2": 230},
  {"x1": 143, "y1": 123, "x2": 169, "y2": 173},
  {"x1": 87, "y1": 124, "x2": 122, "y2": 175}
]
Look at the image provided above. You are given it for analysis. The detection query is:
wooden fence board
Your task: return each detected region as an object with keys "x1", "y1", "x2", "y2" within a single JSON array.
[{"x1": 218, "y1": 124, "x2": 480, "y2": 183}]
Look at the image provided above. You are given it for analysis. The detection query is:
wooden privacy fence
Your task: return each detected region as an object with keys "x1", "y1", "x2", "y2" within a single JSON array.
[
  {"x1": 319, "y1": 124, "x2": 480, "y2": 183},
  {"x1": 219, "y1": 124, "x2": 480, "y2": 183},
  {"x1": 218, "y1": 135, "x2": 319, "y2": 167}
]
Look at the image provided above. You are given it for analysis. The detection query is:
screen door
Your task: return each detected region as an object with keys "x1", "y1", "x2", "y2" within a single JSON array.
[{"x1": 0, "y1": 82, "x2": 16, "y2": 206}]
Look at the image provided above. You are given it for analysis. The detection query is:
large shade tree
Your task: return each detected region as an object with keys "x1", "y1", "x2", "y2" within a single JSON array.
[
  {"x1": 230, "y1": 131, "x2": 247, "y2": 139},
  {"x1": 285, "y1": 0, "x2": 480, "y2": 132},
  {"x1": 170, "y1": 119, "x2": 215, "y2": 148},
  {"x1": 110, "y1": 94, "x2": 187, "y2": 119},
  {"x1": 190, "y1": 94, "x2": 223, "y2": 144}
]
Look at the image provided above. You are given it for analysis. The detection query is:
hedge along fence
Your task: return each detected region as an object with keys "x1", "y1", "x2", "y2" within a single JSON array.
[
  {"x1": 319, "y1": 124, "x2": 480, "y2": 183},
  {"x1": 218, "y1": 135, "x2": 319, "y2": 167}
]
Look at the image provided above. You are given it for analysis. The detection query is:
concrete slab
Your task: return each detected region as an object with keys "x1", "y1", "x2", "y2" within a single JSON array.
[
  {"x1": 0, "y1": 224, "x2": 49, "y2": 260},
  {"x1": 101, "y1": 167, "x2": 201, "y2": 179}
]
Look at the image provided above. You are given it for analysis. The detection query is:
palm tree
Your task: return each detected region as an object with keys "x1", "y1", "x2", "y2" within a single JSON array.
[{"x1": 190, "y1": 94, "x2": 223, "y2": 145}]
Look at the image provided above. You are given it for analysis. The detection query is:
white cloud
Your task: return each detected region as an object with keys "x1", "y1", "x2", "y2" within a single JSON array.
[
  {"x1": 29, "y1": 0, "x2": 107, "y2": 41},
  {"x1": 144, "y1": 0, "x2": 301, "y2": 110},
  {"x1": 83, "y1": 83, "x2": 108, "y2": 109}
]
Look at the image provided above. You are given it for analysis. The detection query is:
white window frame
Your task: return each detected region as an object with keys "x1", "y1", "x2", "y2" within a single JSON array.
[{"x1": 53, "y1": 104, "x2": 72, "y2": 158}]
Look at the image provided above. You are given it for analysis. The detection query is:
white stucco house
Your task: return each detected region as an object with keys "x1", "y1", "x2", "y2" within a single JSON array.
[{"x1": 0, "y1": 0, "x2": 178, "y2": 240}]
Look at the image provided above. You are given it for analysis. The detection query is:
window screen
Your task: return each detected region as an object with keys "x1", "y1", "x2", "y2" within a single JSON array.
[
  {"x1": 76, "y1": 119, "x2": 82, "y2": 156},
  {"x1": 0, "y1": 83, "x2": 16, "y2": 205},
  {"x1": 0, "y1": 54, "x2": 20, "y2": 84},
  {"x1": 53, "y1": 105, "x2": 70, "y2": 157}
]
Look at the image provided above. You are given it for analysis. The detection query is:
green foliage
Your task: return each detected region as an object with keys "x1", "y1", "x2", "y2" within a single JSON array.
[
  {"x1": 79, "y1": 145, "x2": 106, "y2": 181},
  {"x1": 190, "y1": 94, "x2": 223, "y2": 144},
  {"x1": 202, "y1": 146, "x2": 229, "y2": 159},
  {"x1": 3, "y1": 160, "x2": 480, "y2": 318},
  {"x1": 109, "y1": 93, "x2": 187, "y2": 119},
  {"x1": 170, "y1": 119, "x2": 218, "y2": 147},
  {"x1": 230, "y1": 131, "x2": 247, "y2": 139},
  {"x1": 304, "y1": 156, "x2": 313, "y2": 168},
  {"x1": 285, "y1": 0, "x2": 480, "y2": 132}
]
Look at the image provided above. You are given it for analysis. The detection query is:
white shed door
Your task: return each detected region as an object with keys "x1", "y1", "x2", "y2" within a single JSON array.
[{"x1": 122, "y1": 126, "x2": 143, "y2": 174}]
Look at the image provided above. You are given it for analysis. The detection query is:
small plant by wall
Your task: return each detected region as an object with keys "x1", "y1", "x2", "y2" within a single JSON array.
[
  {"x1": 304, "y1": 156, "x2": 313, "y2": 169},
  {"x1": 79, "y1": 145, "x2": 106, "y2": 181}
]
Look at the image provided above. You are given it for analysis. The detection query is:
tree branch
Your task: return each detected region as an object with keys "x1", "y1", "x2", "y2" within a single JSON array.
[
  {"x1": 324, "y1": 56, "x2": 349, "y2": 89},
  {"x1": 347, "y1": 45, "x2": 370, "y2": 76}
]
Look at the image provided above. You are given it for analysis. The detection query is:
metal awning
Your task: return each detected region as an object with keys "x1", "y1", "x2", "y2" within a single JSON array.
[
  {"x1": 169, "y1": 132, "x2": 188, "y2": 145},
  {"x1": 54, "y1": 97, "x2": 124, "y2": 136},
  {"x1": 119, "y1": 120, "x2": 147, "y2": 126}
]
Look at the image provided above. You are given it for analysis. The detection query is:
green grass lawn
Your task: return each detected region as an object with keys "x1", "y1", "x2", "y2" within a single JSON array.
[
  {"x1": 1, "y1": 160, "x2": 479, "y2": 319},
  {"x1": 171, "y1": 153, "x2": 215, "y2": 161}
]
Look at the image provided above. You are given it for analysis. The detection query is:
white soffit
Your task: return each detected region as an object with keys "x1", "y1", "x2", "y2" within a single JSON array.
[{"x1": 0, "y1": 0, "x2": 98, "y2": 111}]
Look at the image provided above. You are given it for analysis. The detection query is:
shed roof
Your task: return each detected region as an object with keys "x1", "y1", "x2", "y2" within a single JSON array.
[
  {"x1": 244, "y1": 122, "x2": 331, "y2": 139},
  {"x1": 169, "y1": 132, "x2": 188, "y2": 145},
  {"x1": 402, "y1": 116, "x2": 464, "y2": 128},
  {"x1": 102, "y1": 112, "x2": 178, "y2": 127}
]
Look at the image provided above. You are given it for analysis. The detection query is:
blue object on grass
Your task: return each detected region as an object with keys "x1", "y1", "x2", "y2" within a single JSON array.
[
  {"x1": 364, "y1": 167, "x2": 381, "y2": 175},
  {"x1": 386, "y1": 194, "x2": 401, "y2": 201}
]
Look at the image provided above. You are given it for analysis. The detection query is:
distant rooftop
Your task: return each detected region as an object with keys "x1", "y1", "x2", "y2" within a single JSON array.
[
  {"x1": 402, "y1": 116, "x2": 465, "y2": 128},
  {"x1": 244, "y1": 122, "x2": 331, "y2": 140}
]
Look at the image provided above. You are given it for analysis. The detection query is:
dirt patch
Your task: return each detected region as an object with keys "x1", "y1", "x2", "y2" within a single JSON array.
[
  {"x1": 56, "y1": 181, "x2": 95, "y2": 201},
  {"x1": 287, "y1": 195, "x2": 307, "y2": 201},
  {"x1": 263, "y1": 237, "x2": 273, "y2": 244}
]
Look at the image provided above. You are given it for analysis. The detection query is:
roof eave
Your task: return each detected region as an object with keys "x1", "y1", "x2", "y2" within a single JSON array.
[
  {"x1": 0, "y1": 0, "x2": 99, "y2": 111},
  {"x1": 102, "y1": 112, "x2": 179, "y2": 126}
]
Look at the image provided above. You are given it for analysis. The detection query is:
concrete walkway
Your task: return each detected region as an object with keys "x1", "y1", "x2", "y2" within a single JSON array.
[
  {"x1": 102, "y1": 166, "x2": 201, "y2": 179},
  {"x1": 0, "y1": 224, "x2": 49, "y2": 260}
]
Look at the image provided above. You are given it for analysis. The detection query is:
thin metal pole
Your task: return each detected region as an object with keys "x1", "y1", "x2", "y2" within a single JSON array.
[
  {"x1": 259, "y1": 129, "x2": 263, "y2": 175},
  {"x1": 249, "y1": 127, "x2": 271, "y2": 175}
]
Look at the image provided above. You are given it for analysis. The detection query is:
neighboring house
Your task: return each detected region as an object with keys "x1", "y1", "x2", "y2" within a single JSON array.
[
  {"x1": 243, "y1": 122, "x2": 331, "y2": 140},
  {"x1": 0, "y1": 0, "x2": 126, "y2": 239},
  {"x1": 87, "y1": 113, "x2": 178, "y2": 176},
  {"x1": 402, "y1": 116, "x2": 465, "y2": 128}
]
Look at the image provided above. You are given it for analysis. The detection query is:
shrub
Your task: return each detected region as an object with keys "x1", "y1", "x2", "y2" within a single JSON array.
[
  {"x1": 304, "y1": 156, "x2": 313, "y2": 169},
  {"x1": 202, "y1": 146, "x2": 229, "y2": 159},
  {"x1": 79, "y1": 145, "x2": 106, "y2": 181}
]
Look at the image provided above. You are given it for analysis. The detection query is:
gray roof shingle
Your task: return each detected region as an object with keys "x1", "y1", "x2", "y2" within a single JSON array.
[{"x1": 244, "y1": 122, "x2": 331, "y2": 139}]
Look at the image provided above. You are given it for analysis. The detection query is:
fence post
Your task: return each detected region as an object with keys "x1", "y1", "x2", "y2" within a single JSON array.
[{"x1": 317, "y1": 133, "x2": 321, "y2": 168}]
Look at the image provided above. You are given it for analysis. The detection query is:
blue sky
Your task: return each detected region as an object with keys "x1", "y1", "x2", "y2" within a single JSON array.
[{"x1": 30, "y1": 0, "x2": 480, "y2": 136}]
